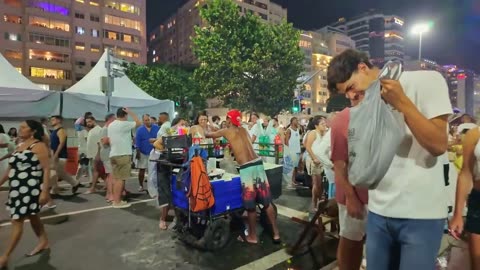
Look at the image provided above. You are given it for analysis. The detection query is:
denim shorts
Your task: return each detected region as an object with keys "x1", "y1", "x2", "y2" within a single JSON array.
[{"x1": 466, "y1": 189, "x2": 480, "y2": 234}]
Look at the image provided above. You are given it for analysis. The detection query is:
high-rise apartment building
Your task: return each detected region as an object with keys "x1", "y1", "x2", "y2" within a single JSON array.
[
  {"x1": 0, "y1": 0, "x2": 146, "y2": 91},
  {"x1": 331, "y1": 11, "x2": 404, "y2": 67},
  {"x1": 148, "y1": 0, "x2": 287, "y2": 65},
  {"x1": 315, "y1": 26, "x2": 355, "y2": 56}
]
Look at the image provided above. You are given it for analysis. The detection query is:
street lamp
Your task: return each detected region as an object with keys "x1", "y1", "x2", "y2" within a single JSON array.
[{"x1": 411, "y1": 23, "x2": 431, "y2": 61}]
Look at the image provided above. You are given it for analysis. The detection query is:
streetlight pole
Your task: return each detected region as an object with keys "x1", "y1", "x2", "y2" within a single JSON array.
[
  {"x1": 418, "y1": 31, "x2": 422, "y2": 61},
  {"x1": 412, "y1": 22, "x2": 431, "y2": 62}
]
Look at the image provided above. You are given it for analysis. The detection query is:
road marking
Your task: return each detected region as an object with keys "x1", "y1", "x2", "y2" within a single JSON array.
[
  {"x1": 233, "y1": 248, "x2": 292, "y2": 270},
  {"x1": 275, "y1": 204, "x2": 309, "y2": 220},
  {"x1": 0, "y1": 198, "x2": 155, "y2": 227}
]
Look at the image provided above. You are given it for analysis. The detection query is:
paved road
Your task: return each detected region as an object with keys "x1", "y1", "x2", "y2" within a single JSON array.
[{"x1": 0, "y1": 175, "x2": 338, "y2": 270}]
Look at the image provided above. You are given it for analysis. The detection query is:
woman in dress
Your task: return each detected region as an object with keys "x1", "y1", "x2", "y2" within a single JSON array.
[
  {"x1": 304, "y1": 115, "x2": 327, "y2": 211},
  {"x1": 0, "y1": 120, "x2": 51, "y2": 268}
]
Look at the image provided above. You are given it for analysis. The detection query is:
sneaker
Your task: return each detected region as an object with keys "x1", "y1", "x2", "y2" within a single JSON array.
[{"x1": 112, "y1": 201, "x2": 131, "y2": 209}]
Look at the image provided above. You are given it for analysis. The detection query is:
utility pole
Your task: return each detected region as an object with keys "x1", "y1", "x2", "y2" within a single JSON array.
[{"x1": 104, "y1": 48, "x2": 125, "y2": 113}]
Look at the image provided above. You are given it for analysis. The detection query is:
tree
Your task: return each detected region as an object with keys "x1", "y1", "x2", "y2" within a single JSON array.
[
  {"x1": 124, "y1": 63, "x2": 206, "y2": 119},
  {"x1": 192, "y1": 0, "x2": 304, "y2": 116}
]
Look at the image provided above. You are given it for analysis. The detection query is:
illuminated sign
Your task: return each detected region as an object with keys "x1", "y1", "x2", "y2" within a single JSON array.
[{"x1": 457, "y1": 74, "x2": 467, "y2": 80}]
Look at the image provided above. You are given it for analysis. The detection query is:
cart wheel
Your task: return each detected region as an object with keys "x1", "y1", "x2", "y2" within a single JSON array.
[
  {"x1": 202, "y1": 218, "x2": 231, "y2": 251},
  {"x1": 260, "y1": 203, "x2": 278, "y2": 231}
]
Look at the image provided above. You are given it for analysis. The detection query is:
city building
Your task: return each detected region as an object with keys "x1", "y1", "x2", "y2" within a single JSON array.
[
  {"x1": 404, "y1": 57, "x2": 443, "y2": 72},
  {"x1": 456, "y1": 69, "x2": 476, "y2": 117},
  {"x1": 331, "y1": 11, "x2": 405, "y2": 66},
  {"x1": 298, "y1": 30, "x2": 333, "y2": 113},
  {"x1": 0, "y1": 0, "x2": 147, "y2": 91},
  {"x1": 148, "y1": 0, "x2": 287, "y2": 65},
  {"x1": 315, "y1": 26, "x2": 355, "y2": 56}
]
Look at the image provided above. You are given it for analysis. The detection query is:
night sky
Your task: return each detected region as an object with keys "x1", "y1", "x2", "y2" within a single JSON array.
[{"x1": 147, "y1": 0, "x2": 480, "y2": 72}]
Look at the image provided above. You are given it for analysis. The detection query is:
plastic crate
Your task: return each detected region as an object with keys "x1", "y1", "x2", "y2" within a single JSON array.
[{"x1": 171, "y1": 175, "x2": 244, "y2": 215}]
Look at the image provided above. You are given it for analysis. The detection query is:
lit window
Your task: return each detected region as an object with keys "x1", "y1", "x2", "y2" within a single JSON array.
[
  {"x1": 89, "y1": 1, "x2": 99, "y2": 6},
  {"x1": 107, "y1": 31, "x2": 117, "y2": 40},
  {"x1": 75, "y1": 42, "x2": 85, "y2": 50},
  {"x1": 76, "y1": 26, "x2": 85, "y2": 35},
  {"x1": 4, "y1": 49, "x2": 22, "y2": 60},
  {"x1": 4, "y1": 14, "x2": 22, "y2": 24},
  {"x1": 153, "y1": 50, "x2": 156, "y2": 55},
  {"x1": 123, "y1": 34, "x2": 131, "y2": 43},
  {"x1": 30, "y1": 67, "x2": 67, "y2": 79},
  {"x1": 15, "y1": 67, "x2": 22, "y2": 73},
  {"x1": 76, "y1": 0, "x2": 84, "y2": 3},
  {"x1": 169, "y1": 39, "x2": 173, "y2": 45},
  {"x1": 153, "y1": 58, "x2": 156, "y2": 63},
  {"x1": 91, "y1": 44, "x2": 100, "y2": 53},
  {"x1": 4, "y1": 32, "x2": 20, "y2": 41},
  {"x1": 91, "y1": 29, "x2": 99, "y2": 37}
]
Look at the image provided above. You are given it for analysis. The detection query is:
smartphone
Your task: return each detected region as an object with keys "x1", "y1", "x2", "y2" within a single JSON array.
[{"x1": 379, "y1": 61, "x2": 403, "y2": 81}]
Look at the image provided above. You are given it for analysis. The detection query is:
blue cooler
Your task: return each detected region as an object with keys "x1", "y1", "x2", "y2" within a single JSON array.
[
  {"x1": 171, "y1": 174, "x2": 244, "y2": 215},
  {"x1": 210, "y1": 176, "x2": 243, "y2": 216}
]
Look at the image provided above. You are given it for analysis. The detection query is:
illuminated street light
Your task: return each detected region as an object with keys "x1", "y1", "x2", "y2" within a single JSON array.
[{"x1": 411, "y1": 22, "x2": 432, "y2": 61}]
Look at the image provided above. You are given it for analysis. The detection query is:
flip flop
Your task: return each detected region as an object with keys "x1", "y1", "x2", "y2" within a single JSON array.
[
  {"x1": 25, "y1": 247, "x2": 50, "y2": 257},
  {"x1": 237, "y1": 234, "x2": 258, "y2": 244}
]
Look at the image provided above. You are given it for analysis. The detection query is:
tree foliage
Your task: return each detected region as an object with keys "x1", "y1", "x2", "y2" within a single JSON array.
[
  {"x1": 192, "y1": 0, "x2": 304, "y2": 116},
  {"x1": 124, "y1": 64, "x2": 206, "y2": 119}
]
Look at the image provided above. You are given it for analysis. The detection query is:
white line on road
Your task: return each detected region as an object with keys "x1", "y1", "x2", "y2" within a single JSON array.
[
  {"x1": 0, "y1": 198, "x2": 155, "y2": 227},
  {"x1": 234, "y1": 248, "x2": 292, "y2": 270}
]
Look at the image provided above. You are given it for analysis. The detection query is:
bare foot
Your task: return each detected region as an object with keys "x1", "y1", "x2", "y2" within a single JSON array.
[
  {"x1": 237, "y1": 234, "x2": 258, "y2": 244},
  {"x1": 0, "y1": 255, "x2": 7, "y2": 268},
  {"x1": 159, "y1": 220, "x2": 167, "y2": 230},
  {"x1": 26, "y1": 241, "x2": 49, "y2": 257}
]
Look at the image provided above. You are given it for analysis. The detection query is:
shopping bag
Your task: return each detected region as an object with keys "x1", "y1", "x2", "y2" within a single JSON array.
[{"x1": 347, "y1": 79, "x2": 405, "y2": 189}]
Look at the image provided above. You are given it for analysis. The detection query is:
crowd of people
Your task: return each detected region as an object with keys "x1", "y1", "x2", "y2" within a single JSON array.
[{"x1": 0, "y1": 48, "x2": 478, "y2": 269}]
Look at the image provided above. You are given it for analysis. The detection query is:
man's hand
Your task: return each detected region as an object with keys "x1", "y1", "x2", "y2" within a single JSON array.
[
  {"x1": 313, "y1": 157, "x2": 321, "y2": 165},
  {"x1": 345, "y1": 195, "x2": 364, "y2": 219},
  {"x1": 380, "y1": 79, "x2": 408, "y2": 110},
  {"x1": 135, "y1": 149, "x2": 140, "y2": 160}
]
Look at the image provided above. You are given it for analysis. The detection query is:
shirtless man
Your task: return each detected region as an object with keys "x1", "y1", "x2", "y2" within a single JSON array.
[{"x1": 206, "y1": 109, "x2": 280, "y2": 244}]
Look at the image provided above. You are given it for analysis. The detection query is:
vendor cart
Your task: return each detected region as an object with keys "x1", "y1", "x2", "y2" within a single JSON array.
[{"x1": 156, "y1": 135, "x2": 278, "y2": 251}]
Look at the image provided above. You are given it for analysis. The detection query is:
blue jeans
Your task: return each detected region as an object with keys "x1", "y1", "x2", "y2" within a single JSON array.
[{"x1": 366, "y1": 211, "x2": 444, "y2": 270}]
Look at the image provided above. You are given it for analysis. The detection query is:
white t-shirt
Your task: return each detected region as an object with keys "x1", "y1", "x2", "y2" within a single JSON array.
[
  {"x1": 368, "y1": 71, "x2": 453, "y2": 219},
  {"x1": 77, "y1": 130, "x2": 88, "y2": 155},
  {"x1": 157, "y1": 121, "x2": 171, "y2": 138},
  {"x1": 86, "y1": 125, "x2": 103, "y2": 159},
  {"x1": 108, "y1": 120, "x2": 136, "y2": 157}
]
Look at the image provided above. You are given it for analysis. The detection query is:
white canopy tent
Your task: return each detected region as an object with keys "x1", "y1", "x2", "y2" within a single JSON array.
[
  {"x1": 63, "y1": 51, "x2": 174, "y2": 119},
  {"x1": 0, "y1": 53, "x2": 60, "y2": 118}
]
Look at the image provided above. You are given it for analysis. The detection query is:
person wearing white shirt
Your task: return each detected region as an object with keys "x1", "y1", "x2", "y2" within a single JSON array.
[
  {"x1": 327, "y1": 49, "x2": 452, "y2": 270},
  {"x1": 108, "y1": 107, "x2": 141, "y2": 209},
  {"x1": 85, "y1": 116, "x2": 104, "y2": 194}
]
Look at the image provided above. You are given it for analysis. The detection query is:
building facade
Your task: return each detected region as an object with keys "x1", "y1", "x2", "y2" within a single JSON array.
[
  {"x1": 148, "y1": 0, "x2": 287, "y2": 65},
  {"x1": 331, "y1": 11, "x2": 404, "y2": 67},
  {"x1": 0, "y1": 0, "x2": 146, "y2": 91},
  {"x1": 315, "y1": 26, "x2": 355, "y2": 56}
]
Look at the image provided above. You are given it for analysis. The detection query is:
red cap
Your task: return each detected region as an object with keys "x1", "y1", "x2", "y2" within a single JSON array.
[{"x1": 227, "y1": 109, "x2": 242, "y2": 127}]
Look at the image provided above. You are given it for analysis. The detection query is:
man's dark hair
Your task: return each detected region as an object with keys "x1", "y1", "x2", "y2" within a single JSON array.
[
  {"x1": 212, "y1": 115, "x2": 220, "y2": 122},
  {"x1": 50, "y1": 115, "x2": 63, "y2": 121},
  {"x1": 85, "y1": 116, "x2": 96, "y2": 121},
  {"x1": 116, "y1": 107, "x2": 127, "y2": 118},
  {"x1": 327, "y1": 49, "x2": 373, "y2": 94},
  {"x1": 40, "y1": 117, "x2": 48, "y2": 124},
  {"x1": 105, "y1": 113, "x2": 115, "y2": 122},
  {"x1": 150, "y1": 116, "x2": 157, "y2": 122},
  {"x1": 159, "y1": 112, "x2": 169, "y2": 117}
]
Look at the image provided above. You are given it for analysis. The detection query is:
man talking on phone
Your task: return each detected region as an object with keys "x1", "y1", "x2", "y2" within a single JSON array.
[{"x1": 327, "y1": 49, "x2": 452, "y2": 269}]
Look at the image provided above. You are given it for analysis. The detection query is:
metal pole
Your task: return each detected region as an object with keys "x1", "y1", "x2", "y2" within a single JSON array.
[
  {"x1": 418, "y1": 32, "x2": 423, "y2": 61},
  {"x1": 106, "y1": 48, "x2": 114, "y2": 113}
]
